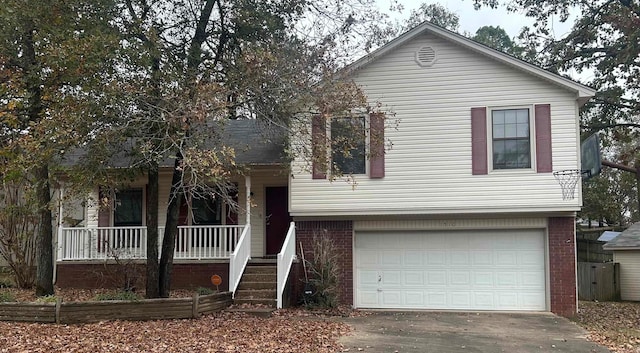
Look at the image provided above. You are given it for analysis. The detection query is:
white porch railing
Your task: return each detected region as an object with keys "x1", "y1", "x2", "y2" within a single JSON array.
[
  {"x1": 229, "y1": 224, "x2": 251, "y2": 297},
  {"x1": 276, "y1": 222, "x2": 296, "y2": 309},
  {"x1": 57, "y1": 225, "x2": 245, "y2": 261}
]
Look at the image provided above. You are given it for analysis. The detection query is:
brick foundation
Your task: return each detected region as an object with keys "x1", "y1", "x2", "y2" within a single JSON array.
[
  {"x1": 56, "y1": 262, "x2": 230, "y2": 292},
  {"x1": 548, "y1": 216, "x2": 577, "y2": 317},
  {"x1": 295, "y1": 220, "x2": 353, "y2": 306}
]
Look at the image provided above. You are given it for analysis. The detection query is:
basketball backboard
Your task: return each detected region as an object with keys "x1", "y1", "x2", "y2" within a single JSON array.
[{"x1": 581, "y1": 133, "x2": 602, "y2": 180}]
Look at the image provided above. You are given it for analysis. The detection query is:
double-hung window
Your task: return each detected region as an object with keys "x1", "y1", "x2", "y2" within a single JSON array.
[
  {"x1": 113, "y1": 189, "x2": 143, "y2": 226},
  {"x1": 331, "y1": 116, "x2": 366, "y2": 175},
  {"x1": 491, "y1": 108, "x2": 531, "y2": 169}
]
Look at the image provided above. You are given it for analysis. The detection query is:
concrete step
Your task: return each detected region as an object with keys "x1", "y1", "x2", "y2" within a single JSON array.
[
  {"x1": 233, "y1": 298, "x2": 276, "y2": 307},
  {"x1": 234, "y1": 289, "x2": 276, "y2": 300},
  {"x1": 237, "y1": 281, "x2": 277, "y2": 290},
  {"x1": 226, "y1": 307, "x2": 275, "y2": 318},
  {"x1": 244, "y1": 266, "x2": 276, "y2": 274},
  {"x1": 242, "y1": 273, "x2": 276, "y2": 282}
]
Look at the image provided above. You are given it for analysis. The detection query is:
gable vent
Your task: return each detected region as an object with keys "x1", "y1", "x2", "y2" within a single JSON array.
[{"x1": 415, "y1": 46, "x2": 437, "y2": 67}]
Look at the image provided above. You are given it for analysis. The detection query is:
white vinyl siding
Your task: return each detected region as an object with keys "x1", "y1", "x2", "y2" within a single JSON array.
[
  {"x1": 290, "y1": 32, "x2": 581, "y2": 216},
  {"x1": 613, "y1": 251, "x2": 640, "y2": 301}
]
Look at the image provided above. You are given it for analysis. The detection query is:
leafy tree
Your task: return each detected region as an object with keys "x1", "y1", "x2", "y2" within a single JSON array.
[
  {"x1": 472, "y1": 25, "x2": 524, "y2": 57},
  {"x1": 0, "y1": 0, "x2": 118, "y2": 295},
  {"x1": 80, "y1": 0, "x2": 389, "y2": 298},
  {"x1": 402, "y1": 3, "x2": 460, "y2": 32}
]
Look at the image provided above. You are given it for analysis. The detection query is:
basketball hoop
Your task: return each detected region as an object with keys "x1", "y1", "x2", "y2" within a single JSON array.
[{"x1": 553, "y1": 169, "x2": 590, "y2": 200}]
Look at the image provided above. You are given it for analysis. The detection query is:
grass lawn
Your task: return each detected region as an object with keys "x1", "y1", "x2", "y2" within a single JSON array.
[{"x1": 577, "y1": 301, "x2": 640, "y2": 353}]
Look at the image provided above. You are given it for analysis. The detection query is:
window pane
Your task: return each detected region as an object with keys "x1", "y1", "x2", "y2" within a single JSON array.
[
  {"x1": 516, "y1": 122, "x2": 529, "y2": 138},
  {"x1": 493, "y1": 140, "x2": 506, "y2": 169},
  {"x1": 517, "y1": 139, "x2": 531, "y2": 168},
  {"x1": 504, "y1": 110, "x2": 517, "y2": 124},
  {"x1": 505, "y1": 123, "x2": 517, "y2": 138},
  {"x1": 331, "y1": 117, "x2": 366, "y2": 174},
  {"x1": 516, "y1": 109, "x2": 529, "y2": 123},
  {"x1": 493, "y1": 124, "x2": 505, "y2": 138},
  {"x1": 493, "y1": 110, "x2": 505, "y2": 124},
  {"x1": 114, "y1": 189, "x2": 143, "y2": 226},
  {"x1": 192, "y1": 196, "x2": 221, "y2": 225}
]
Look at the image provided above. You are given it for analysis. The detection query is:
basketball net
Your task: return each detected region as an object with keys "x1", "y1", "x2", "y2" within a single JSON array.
[{"x1": 553, "y1": 170, "x2": 589, "y2": 200}]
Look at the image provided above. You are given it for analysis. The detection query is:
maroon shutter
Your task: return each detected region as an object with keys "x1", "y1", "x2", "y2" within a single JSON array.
[
  {"x1": 369, "y1": 113, "x2": 385, "y2": 178},
  {"x1": 311, "y1": 115, "x2": 327, "y2": 179},
  {"x1": 471, "y1": 107, "x2": 488, "y2": 175},
  {"x1": 97, "y1": 188, "x2": 110, "y2": 227},
  {"x1": 535, "y1": 104, "x2": 553, "y2": 173}
]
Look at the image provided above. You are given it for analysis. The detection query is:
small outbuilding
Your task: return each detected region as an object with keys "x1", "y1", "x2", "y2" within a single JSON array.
[{"x1": 603, "y1": 222, "x2": 640, "y2": 301}]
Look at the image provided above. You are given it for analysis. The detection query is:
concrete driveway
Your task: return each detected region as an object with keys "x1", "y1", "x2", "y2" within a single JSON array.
[{"x1": 338, "y1": 311, "x2": 609, "y2": 353}]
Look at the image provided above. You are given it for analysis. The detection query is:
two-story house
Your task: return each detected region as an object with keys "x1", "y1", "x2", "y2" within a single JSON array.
[{"x1": 54, "y1": 22, "x2": 594, "y2": 317}]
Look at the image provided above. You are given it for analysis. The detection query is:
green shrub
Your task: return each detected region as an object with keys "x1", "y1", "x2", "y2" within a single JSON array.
[
  {"x1": 94, "y1": 291, "x2": 141, "y2": 301},
  {"x1": 36, "y1": 295, "x2": 57, "y2": 303},
  {"x1": 196, "y1": 287, "x2": 214, "y2": 295},
  {"x1": 0, "y1": 291, "x2": 16, "y2": 302}
]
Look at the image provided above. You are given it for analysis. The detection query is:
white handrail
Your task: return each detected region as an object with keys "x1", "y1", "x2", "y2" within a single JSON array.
[
  {"x1": 276, "y1": 222, "x2": 296, "y2": 309},
  {"x1": 229, "y1": 224, "x2": 251, "y2": 297}
]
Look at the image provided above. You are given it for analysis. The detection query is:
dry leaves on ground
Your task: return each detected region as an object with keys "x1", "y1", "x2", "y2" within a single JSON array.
[
  {"x1": 1, "y1": 287, "x2": 195, "y2": 302},
  {"x1": 577, "y1": 301, "x2": 640, "y2": 353},
  {"x1": 0, "y1": 311, "x2": 351, "y2": 353}
]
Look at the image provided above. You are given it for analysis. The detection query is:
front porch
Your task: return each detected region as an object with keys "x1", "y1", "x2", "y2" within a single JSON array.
[{"x1": 55, "y1": 222, "x2": 297, "y2": 308}]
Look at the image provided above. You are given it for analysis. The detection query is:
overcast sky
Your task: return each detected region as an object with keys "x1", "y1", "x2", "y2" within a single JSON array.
[{"x1": 377, "y1": 0, "x2": 575, "y2": 38}]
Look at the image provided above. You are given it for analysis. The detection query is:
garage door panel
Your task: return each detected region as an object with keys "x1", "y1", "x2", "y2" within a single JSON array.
[
  {"x1": 380, "y1": 250, "x2": 402, "y2": 266},
  {"x1": 472, "y1": 272, "x2": 494, "y2": 286},
  {"x1": 405, "y1": 250, "x2": 423, "y2": 265},
  {"x1": 450, "y1": 251, "x2": 470, "y2": 265},
  {"x1": 355, "y1": 230, "x2": 546, "y2": 311},
  {"x1": 404, "y1": 271, "x2": 425, "y2": 286},
  {"x1": 358, "y1": 270, "x2": 379, "y2": 285},
  {"x1": 450, "y1": 271, "x2": 471, "y2": 286},
  {"x1": 472, "y1": 251, "x2": 493, "y2": 265},
  {"x1": 357, "y1": 250, "x2": 378, "y2": 266}
]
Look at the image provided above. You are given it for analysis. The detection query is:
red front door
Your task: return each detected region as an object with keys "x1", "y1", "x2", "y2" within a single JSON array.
[{"x1": 265, "y1": 186, "x2": 291, "y2": 255}]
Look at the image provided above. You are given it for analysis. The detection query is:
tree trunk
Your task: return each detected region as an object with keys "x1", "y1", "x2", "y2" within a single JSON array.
[
  {"x1": 159, "y1": 156, "x2": 183, "y2": 297},
  {"x1": 145, "y1": 164, "x2": 160, "y2": 298},
  {"x1": 34, "y1": 164, "x2": 54, "y2": 296}
]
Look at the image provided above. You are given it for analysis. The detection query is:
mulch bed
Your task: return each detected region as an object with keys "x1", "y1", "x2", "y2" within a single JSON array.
[{"x1": 0, "y1": 287, "x2": 195, "y2": 302}]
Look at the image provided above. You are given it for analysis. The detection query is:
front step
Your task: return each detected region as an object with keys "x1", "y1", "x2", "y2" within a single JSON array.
[
  {"x1": 235, "y1": 289, "x2": 276, "y2": 299},
  {"x1": 238, "y1": 281, "x2": 276, "y2": 290},
  {"x1": 234, "y1": 263, "x2": 278, "y2": 308}
]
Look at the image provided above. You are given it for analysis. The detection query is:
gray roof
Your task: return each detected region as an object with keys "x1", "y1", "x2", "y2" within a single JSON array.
[
  {"x1": 603, "y1": 222, "x2": 640, "y2": 250},
  {"x1": 61, "y1": 119, "x2": 287, "y2": 168}
]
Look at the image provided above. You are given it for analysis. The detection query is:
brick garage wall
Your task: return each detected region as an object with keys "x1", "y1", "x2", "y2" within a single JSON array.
[
  {"x1": 56, "y1": 262, "x2": 230, "y2": 292},
  {"x1": 295, "y1": 220, "x2": 353, "y2": 306},
  {"x1": 548, "y1": 216, "x2": 577, "y2": 317}
]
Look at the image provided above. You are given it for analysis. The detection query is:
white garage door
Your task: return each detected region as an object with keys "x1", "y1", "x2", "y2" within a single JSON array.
[{"x1": 355, "y1": 230, "x2": 546, "y2": 311}]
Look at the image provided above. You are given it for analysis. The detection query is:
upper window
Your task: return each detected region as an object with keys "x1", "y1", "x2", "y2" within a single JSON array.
[
  {"x1": 331, "y1": 117, "x2": 366, "y2": 175},
  {"x1": 492, "y1": 109, "x2": 531, "y2": 169},
  {"x1": 114, "y1": 189, "x2": 143, "y2": 226}
]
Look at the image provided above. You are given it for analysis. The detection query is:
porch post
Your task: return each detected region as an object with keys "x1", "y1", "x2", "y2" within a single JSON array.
[
  {"x1": 54, "y1": 184, "x2": 64, "y2": 282},
  {"x1": 244, "y1": 175, "x2": 251, "y2": 225}
]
